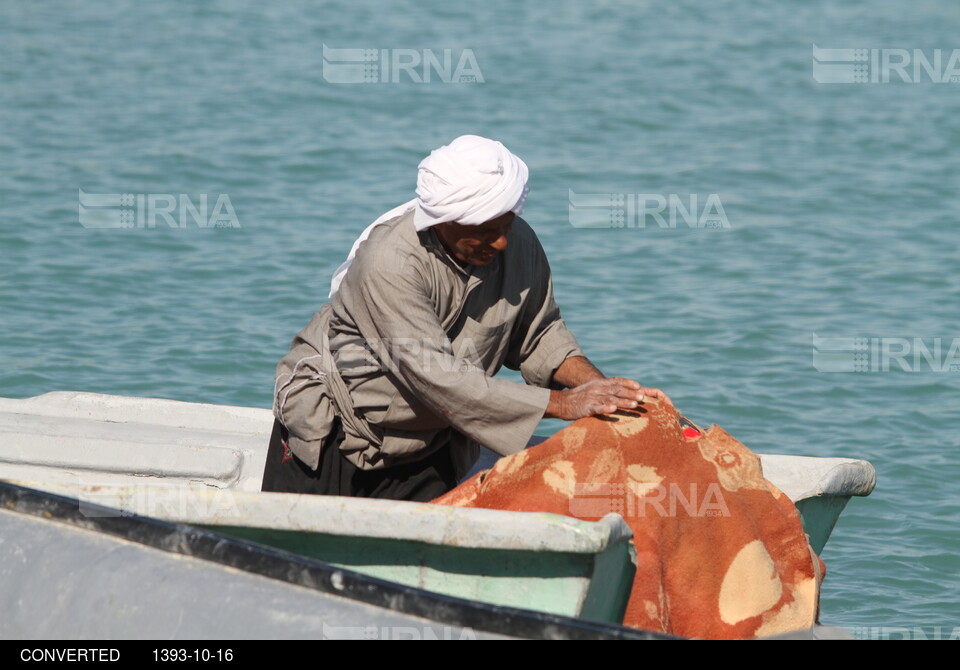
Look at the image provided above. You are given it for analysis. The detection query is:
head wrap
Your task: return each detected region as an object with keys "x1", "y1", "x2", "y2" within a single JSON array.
[{"x1": 329, "y1": 135, "x2": 529, "y2": 297}]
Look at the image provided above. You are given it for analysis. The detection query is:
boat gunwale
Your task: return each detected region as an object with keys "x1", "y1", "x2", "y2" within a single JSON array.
[{"x1": 0, "y1": 480, "x2": 677, "y2": 641}]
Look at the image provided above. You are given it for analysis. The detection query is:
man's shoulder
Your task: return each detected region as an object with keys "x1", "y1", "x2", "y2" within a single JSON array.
[
  {"x1": 511, "y1": 215, "x2": 540, "y2": 248},
  {"x1": 505, "y1": 215, "x2": 548, "y2": 267},
  {"x1": 353, "y1": 209, "x2": 426, "y2": 273}
]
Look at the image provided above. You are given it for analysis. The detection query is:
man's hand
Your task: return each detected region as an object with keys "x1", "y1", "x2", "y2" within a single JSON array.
[
  {"x1": 545, "y1": 377, "x2": 674, "y2": 421},
  {"x1": 547, "y1": 356, "x2": 674, "y2": 420}
]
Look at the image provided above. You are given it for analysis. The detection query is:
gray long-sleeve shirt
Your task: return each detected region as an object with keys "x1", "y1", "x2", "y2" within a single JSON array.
[{"x1": 273, "y1": 210, "x2": 583, "y2": 478}]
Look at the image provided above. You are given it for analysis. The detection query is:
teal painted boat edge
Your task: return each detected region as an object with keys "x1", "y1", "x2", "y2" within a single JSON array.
[
  {"x1": 795, "y1": 496, "x2": 851, "y2": 555},
  {"x1": 760, "y1": 454, "x2": 877, "y2": 556},
  {"x1": 201, "y1": 522, "x2": 637, "y2": 624},
  {"x1": 578, "y1": 536, "x2": 638, "y2": 624},
  {"x1": 0, "y1": 480, "x2": 678, "y2": 640}
]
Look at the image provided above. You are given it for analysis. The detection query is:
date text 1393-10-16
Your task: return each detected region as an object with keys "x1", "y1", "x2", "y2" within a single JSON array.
[{"x1": 153, "y1": 649, "x2": 234, "y2": 662}]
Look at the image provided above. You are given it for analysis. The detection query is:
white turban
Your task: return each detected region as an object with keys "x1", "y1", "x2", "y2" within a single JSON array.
[{"x1": 329, "y1": 135, "x2": 529, "y2": 297}]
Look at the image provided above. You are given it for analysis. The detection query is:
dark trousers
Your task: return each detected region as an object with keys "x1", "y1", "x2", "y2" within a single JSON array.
[{"x1": 260, "y1": 418, "x2": 458, "y2": 502}]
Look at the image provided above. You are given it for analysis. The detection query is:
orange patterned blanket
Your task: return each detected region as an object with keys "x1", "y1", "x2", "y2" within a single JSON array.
[{"x1": 432, "y1": 399, "x2": 824, "y2": 639}]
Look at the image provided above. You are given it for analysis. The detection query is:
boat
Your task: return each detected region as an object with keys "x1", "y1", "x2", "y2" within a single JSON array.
[
  {"x1": 0, "y1": 391, "x2": 877, "y2": 638},
  {"x1": 0, "y1": 480, "x2": 668, "y2": 640}
]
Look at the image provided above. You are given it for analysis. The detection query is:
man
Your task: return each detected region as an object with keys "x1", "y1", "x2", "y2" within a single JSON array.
[{"x1": 264, "y1": 135, "x2": 671, "y2": 501}]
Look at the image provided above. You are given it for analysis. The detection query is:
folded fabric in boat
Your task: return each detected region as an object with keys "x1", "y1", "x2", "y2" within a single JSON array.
[{"x1": 432, "y1": 399, "x2": 824, "y2": 639}]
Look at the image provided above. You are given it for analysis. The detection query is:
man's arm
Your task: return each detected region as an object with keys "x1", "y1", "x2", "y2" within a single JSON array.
[
  {"x1": 550, "y1": 355, "x2": 605, "y2": 387},
  {"x1": 546, "y1": 355, "x2": 674, "y2": 420},
  {"x1": 498, "y1": 225, "x2": 674, "y2": 421}
]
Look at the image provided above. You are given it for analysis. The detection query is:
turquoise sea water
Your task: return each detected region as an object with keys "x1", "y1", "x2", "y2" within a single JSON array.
[{"x1": 2, "y1": 0, "x2": 958, "y2": 636}]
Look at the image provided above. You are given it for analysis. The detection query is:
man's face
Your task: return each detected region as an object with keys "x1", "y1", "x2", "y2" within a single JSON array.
[{"x1": 434, "y1": 212, "x2": 515, "y2": 267}]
